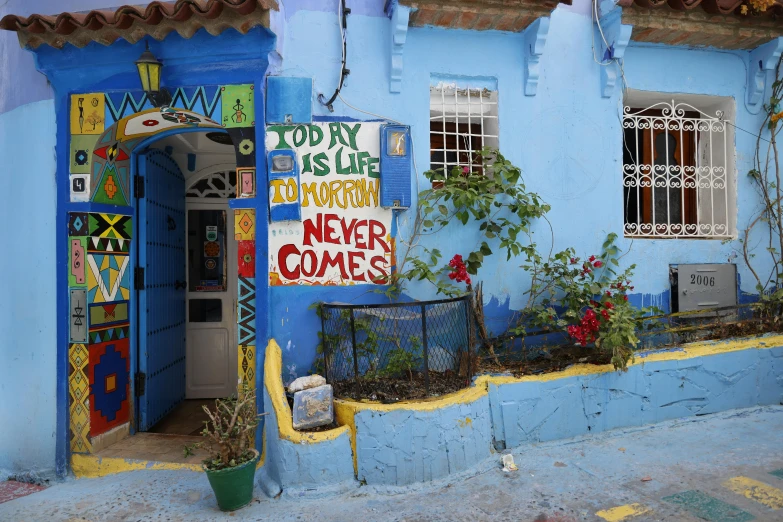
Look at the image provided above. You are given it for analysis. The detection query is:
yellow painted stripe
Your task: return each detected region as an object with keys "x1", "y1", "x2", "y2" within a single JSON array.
[
  {"x1": 596, "y1": 503, "x2": 652, "y2": 521},
  {"x1": 723, "y1": 476, "x2": 783, "y2": 509}
]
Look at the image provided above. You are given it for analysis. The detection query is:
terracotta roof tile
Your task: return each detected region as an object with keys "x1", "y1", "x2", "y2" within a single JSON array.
[
  {"x1": 0, "y1": 0, "x2": 278, "y2": 49},
  {"x1": 402, "y1": 0, "x2": 569, "y2": 32},
  {"x1": 618, "y1": 0, "x2": 783, "y2": 15}
]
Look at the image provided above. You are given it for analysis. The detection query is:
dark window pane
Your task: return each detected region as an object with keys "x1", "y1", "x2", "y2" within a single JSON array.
[{"x1": 189, "y1": 299, "x2": 222, "y2": 322}]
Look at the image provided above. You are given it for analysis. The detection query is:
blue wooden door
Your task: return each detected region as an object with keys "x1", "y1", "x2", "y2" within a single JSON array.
[{"x1": 137, "y1": 149, "x2": 187, "y2": 431}]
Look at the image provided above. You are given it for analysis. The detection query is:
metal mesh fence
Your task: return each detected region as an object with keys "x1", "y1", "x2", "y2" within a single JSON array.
[{"x1": 320, "y1": 295, "x2": 474, "y2": 395}]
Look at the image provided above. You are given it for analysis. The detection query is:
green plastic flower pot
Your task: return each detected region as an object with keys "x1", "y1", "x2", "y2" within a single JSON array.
[{"x1": 204, "y1": 449, "x2": 259, "y2": 512}]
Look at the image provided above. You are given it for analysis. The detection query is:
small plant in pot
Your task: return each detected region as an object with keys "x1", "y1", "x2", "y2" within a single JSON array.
[{"x1": 185, "y1": 383, "x2": 266, "y2": 512}]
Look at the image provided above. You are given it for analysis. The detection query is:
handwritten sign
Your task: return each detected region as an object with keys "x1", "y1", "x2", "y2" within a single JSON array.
[{"x1": 266, "y1": 122, "x2": 394, "y2": 285}]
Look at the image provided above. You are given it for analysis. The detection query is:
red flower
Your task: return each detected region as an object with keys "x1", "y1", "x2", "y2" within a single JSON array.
[
  {"x1": 589, "y1": 255, "x2": 596, "y2": 262},
  {"x1": 593, "y1": 260, "x2": 603, "y2": 268},
  {"x1": 623, "y1": 295, "x2": 629, "y2": 301},
  {"x1": 604, "y1": 301, "x2": 614, "y2": 309},
  {"x1": 606, "y1": 291, "x2": 612, "y2": 297},
  {"x1": 601, "y1": 310, "x2": 610, "y2": 320},
  {"x1": 570, "y1": 257, "x2": 577, "y2": 264}
]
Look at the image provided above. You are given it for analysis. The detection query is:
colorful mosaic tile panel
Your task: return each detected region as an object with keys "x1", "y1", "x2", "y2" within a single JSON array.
[
  {"x1": 68, "y1": 212, "x2": 89, "y2": 236},
  {"x1": 234, "y1": 209, "x2": 255, "y2": 240},
  {"x1": 69, "y1": 343, "x2": 91, "y2": 453},
  {"x1": 69, "y1": 237, "x2": 87, "y2": 287},
  {"x1": 238, "y1": 276, "x2": 256, "y2": 345},
  {"x1": 238, "y1": 240, "x2": 255, "y2": 277},
  {"x1": 221, "y1": 84, "x2": 254, "y2": 128},
  {"x1": 70, "y1": 93, "x2": 105, "y2": 135},
  {"x1": 87, "y1": 253, "x2": 130, "y2": 304},
  {"x1": 88, "y1": 339, "x2": 130, "y2": 437},
  {"x1": 88, "y1": 213, "x2": 132, "y2": 239},
  {"x1": 239, "y1": 345, "x2": 256, "y2": 389}
]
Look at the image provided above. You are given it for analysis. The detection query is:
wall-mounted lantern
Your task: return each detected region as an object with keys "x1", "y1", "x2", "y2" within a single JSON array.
[{"x1": 135, "y1": 43, "x2": 172, "y2": 107}]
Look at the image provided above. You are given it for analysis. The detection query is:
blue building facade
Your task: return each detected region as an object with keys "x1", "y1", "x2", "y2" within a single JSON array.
[{"x1": 1, "y1": 0, "x2": 781, "y2": 479}]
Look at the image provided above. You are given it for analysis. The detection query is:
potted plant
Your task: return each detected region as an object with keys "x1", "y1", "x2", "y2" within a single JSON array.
[{"x1": 185, "y1": 383, "x2": 266, "y2": 511}]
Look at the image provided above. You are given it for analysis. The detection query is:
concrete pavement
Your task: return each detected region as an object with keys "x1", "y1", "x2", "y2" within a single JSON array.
[{"x1": 2, "y1": 405, "x2": 783, "y2": 521}]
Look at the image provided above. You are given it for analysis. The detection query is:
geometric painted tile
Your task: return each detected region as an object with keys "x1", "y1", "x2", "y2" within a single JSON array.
[
  {"x1": 70, "y1": 174, "x2": 90, "y2": 203},
  {"x1": 234, "y1": 209, "x2": 255, "y2": 240},
  {"x1": 70, "y1": 93, "x2": 105, "y2": 135},
  {"x1": 227, "y1": 127, "x2": 256, "y2": 167},
  {"x1": 237, "y1": 167, "x2": 255, "y2": 198},
  {"x1": 88, "y1": 213, "x2": 132, "y2": 239},
  {"x1": 221, "y1": 84, "x2": 254, "y2": 128},
  {"x1": 238, "y1": 276, "x2": 256, "y2": 345},
  {"x1": 69, "y1": 343, "x2": 92, "y2": 453},
  {"x1": 68, "y1": 212, "x2": 89, "y2": 237},
  {"x1": 88, "y1": 339, "x2": 130, "y2": 437},
  {"x1": 87, "y1": 254, "x2": 130, "y2": 304},
  {"x1": 69, "y1": 237, "x2": 87, "y2": 287},
  {"x1": 70, "y1": 134, "x2": 97, "y2": 174},
  {"x1": 88, "y1": 301, "x2": 129, "y2": 329},
  {"x1": 92, "y1": 163, "x2": 129, "y2": 206},
  {"x1": 87, "y1": 236, "x2": 129, "y2": 254},
  {"x1": 89, "y1": 325, "x2": 129, "y2": 344},
  {"x1": 69, "y1": 289, "x2": 88, "y2": 343},
  {"x1": 238, "y1": 240, "x2": 255, "y2": 278},
  {"x1": 239, "y1": 344, "x2": 256, "y2": 389}
]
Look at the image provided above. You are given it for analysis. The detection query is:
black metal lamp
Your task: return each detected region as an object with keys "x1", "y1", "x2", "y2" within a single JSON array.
[{"x1": 135, "y1": 43, "x2": 171, "y2": 107}]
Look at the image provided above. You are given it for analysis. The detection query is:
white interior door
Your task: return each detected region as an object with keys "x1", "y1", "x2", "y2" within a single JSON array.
[{"x1": 185, "y1": 200, "x2": 238, "y2": 398}]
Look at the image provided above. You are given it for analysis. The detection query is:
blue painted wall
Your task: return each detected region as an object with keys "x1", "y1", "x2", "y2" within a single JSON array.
[
  {"x1": 0, "y1": 0, "x2": 134, "y2": 479},
  {"x1": 270, "y1": 0, "x2": 777, "y2": 381}
]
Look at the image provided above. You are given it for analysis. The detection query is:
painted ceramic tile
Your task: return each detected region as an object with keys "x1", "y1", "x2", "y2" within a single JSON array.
[
  {"x1": 169, "y1": 86, "x2": 222, "y2": 120},
  {"x1": 69, "y1": 212, "x2": 89, "y2": 236},
  {"x1": 238, "y1": 276, "x2": 256, "y2": 345},
  {"x1": 221, "y1": 85, "x2": 255, "y2": 128},
  {"x1": 105, "y1": 91, "x2": 151, "y2": 124},
  {"x1": 239, "y1": 345, "x2": 256, "y2": 389},
  {"x1": 88, "y1": 301, "x2": 129, "y2": 329},
  {"x1": 237, "y1": 167, "x2": 256, "y2": 198},
  {"x1": 70, "y1": 135, "x2": 97, "y2": 174},
  {"x1": 70, "y1": 174, "x2": 90, "y2": 203},
  {"x1": 71, "y1": 93, "x2": 105, "y2": 135},
  {"x1": 88, "y1": 339, "x2": 130, "y2": 437},
  {"x1": 70, "y1": 289, "x2": 88, "y2": 343},
  {"x1": 227, "y1": 127, "x2": 256, "y2": 167},
  {"x1": 69, "y1": 343, "x2": 91, "y2": 453},
  {"x1": 87, "y1": 253, "x2": 131, "y2": 303},
  {"x1": 69, "y1": 237, "x2": 87, "y2": 287},
  {"x1": 88, "y1": 213, "x2": 132, "y2": 239},
  {"x1": 116, "y1": 107, "x2": 220, "y2": 141},
  {"x1": 238, "y1": 240, "x2": 256, "y2": 277},
  {"x1": 92, "y1": 163, "x2": 129, "y2": 206},
  {"x1": 88, "y1": 237, "x2": 129, "y2": 254},
  {"x1": 89, "y1": 325, "x2": 129, "y2": 345},
  {"x1": 234, "y1": 209, "x2": 255, "y2": 241}
]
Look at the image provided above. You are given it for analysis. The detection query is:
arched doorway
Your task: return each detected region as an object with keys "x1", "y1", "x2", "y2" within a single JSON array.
[{"x1": 83, "y1": 106, "x2": 252, "y2": 443}]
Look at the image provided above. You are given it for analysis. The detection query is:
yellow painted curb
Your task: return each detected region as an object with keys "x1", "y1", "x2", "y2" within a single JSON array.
[
  {"x1": 724, "y1": 476, "x2": 783, "y2": 509},
  {"x1": 265, "y1": 339, "x2": 350, "y2": 444},
  {"x1": 596, "y1": 503, "x2": 652, "y2": 521},
  {"x1": 71, "y1": 453, "x2": 203, "y2": 478}
]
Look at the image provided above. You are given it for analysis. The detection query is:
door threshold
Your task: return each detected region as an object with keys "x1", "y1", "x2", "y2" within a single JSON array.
[{"x1": 94, "y1": 432, "x2": 208, "y2": 466}]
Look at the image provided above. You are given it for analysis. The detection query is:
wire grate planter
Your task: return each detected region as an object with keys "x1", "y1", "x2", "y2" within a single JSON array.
[{"x1": 319, "y1": 295, "x2": 475, "y2": 396}]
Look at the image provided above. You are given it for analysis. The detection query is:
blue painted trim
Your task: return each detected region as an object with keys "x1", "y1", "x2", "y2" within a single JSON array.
[
  {"x1": 389, "y1": 4, "x2": 411, "y2": 93},
  {"x1": 522, "y1": 17, "x2": 550, "y2": 97},
  {"x1": 747, "y1": 37, "x2": 783, "y2": 114},
  {"x1": 596, "y1": 7, "x2": 632, "y2": 98}
]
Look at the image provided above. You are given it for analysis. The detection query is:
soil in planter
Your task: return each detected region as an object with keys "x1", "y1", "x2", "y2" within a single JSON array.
[
  {"x1": 332, "y1": 371, "x2": 469, "y2": 402},
  {"x1": 478, "y1": 344, "x2": 612, "y2": 378}
]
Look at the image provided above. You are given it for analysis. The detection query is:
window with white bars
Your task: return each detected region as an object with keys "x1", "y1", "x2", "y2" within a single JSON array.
[
  {"x1": 622, "y1": 98, "x2": 733, "y2": 239},
  {"x1": 429, "y1": 83, "x2": 499, "y2": 178}
]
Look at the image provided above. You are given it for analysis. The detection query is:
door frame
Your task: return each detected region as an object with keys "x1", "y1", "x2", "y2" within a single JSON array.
[{"x1": 184, "y1": 198, "x2": 238, "y2": 399}]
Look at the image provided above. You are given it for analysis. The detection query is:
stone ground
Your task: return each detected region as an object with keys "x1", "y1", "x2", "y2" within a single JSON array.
[{"x1": 2, "y1": 405, "x2": 783, "y2": 522}]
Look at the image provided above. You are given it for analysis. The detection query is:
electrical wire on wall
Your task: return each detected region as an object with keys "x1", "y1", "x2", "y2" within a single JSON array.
[{"x1": 318, "y1": 0, "x2": 351, "y2": 112}]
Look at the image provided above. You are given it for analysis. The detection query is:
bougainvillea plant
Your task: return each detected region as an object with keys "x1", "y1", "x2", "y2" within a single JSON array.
[{"x1": 517, "y1": 233, "x2": 657, "y2": 371}]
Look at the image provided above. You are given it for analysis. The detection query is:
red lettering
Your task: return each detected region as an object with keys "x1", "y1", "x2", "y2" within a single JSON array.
[
  {"x1": 348, "y1": 251, "x2": 366, "y2": 282},
  {"x1": 301, "y1": 250, "x2": 318, "y2": 277},
  {"x1": 302, "y1": 214, "x2": 322, "y2": 247},
  {"x1": 323, "y1": 214, "x2": 340, "y2": 244},
  {"x1": 369, "y1": 220, "x2": 391, "y2": 253},
  {"x1": 278, "y1": 244, "x2": 300, "y2": 280},
  {"x1": 340, "y1": 217, "x2": 357, "y2": 245},
  {"x1": 316, "y1": 251, "x2": 348, "y2": 280},
  {"x1": 354, "y1": 219, "x2": 368, "y2": 249},
  {"x1": 368, "y1": 255, "x2": 388, "y2": 283}
]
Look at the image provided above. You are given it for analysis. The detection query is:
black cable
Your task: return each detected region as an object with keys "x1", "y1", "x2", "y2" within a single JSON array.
[{"x1": 318, "y1": 0, "x2": 350, "y2": 112}]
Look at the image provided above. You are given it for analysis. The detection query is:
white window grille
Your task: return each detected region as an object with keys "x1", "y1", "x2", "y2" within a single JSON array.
[
  {"x1": 429, "y1": 83, "x2": 498, "y2": 177},
  {"x1": 186, "y1": 170, "x2": 237, "y2": 198},
  {"x1": 622, "y1": 99, "x2": 732, "y2": 238}
]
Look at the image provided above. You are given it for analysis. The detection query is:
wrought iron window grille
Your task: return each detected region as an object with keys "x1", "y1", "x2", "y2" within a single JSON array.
[
  {"x1": 622, "y1": 100, "x2": 732, "y2": 239},
  {"x1": 186, "y1": 170, "x2": 237, "y2": 199}
]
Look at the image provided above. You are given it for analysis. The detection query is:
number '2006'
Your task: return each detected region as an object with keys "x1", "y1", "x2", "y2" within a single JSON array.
[{"x1": 690, "y1": 274, "x2": 715, "y2": 287}]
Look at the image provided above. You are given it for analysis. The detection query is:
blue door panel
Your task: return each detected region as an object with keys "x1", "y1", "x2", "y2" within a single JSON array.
[{"x1": 137, "y1": 149, "x2": 187, "y2": 431}]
